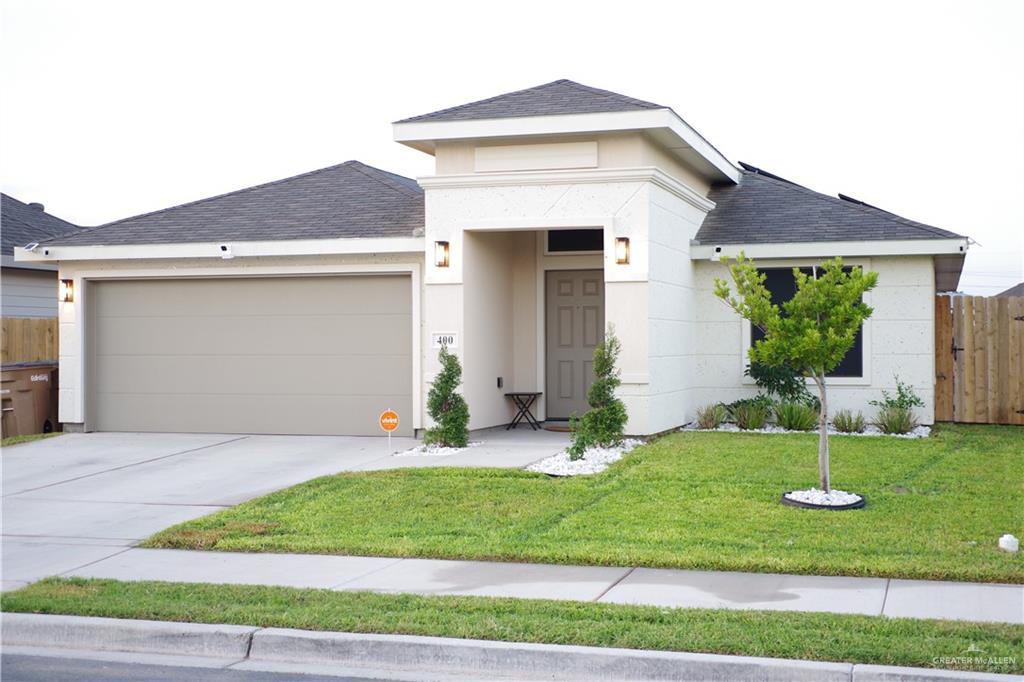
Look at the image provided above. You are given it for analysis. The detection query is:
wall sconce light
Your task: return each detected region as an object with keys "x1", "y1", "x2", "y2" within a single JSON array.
[
  {"x1": 434, "y1": 240, "x2": 450, "y2": 268},
  {"x1": 615, "y1": 237, "x2": 630, "y2": 265},
  {"x1": 59, "y1": 279, "x2": 74, "y2": 303}
]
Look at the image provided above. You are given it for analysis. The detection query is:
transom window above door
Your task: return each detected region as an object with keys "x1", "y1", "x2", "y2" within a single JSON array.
[{"x1": 547, "y1": 229, "x2": 603, "y2": 253}]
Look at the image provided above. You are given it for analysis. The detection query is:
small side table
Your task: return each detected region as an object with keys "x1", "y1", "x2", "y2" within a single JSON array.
[{"x1": 505, "y1": 392, "x2": 542, "y2": 430}]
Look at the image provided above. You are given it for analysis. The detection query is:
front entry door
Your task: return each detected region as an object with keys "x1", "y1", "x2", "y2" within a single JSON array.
[{"x1": 545, "y1": 270, "x2": 605, "y2": 420}]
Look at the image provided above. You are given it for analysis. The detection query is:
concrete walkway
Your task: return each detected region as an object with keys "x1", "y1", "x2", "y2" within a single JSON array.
[
  {"x1": 64, "y1": 548, "x2": 1024, "y2": 625},
  {"x1": 1, "y1": 428, "x2": 568, "y2": 590}
]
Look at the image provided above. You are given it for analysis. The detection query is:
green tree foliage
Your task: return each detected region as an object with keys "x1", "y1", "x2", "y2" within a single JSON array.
[
  {"x1": 568, "y1": 328, "x2": 628, "y2": 460},
  {"x1": 714, "y1": 253, "x2": 878, "y2": 492},
  {"x1": 424, "y1": 345, "x2": 470, "y2": 448}
]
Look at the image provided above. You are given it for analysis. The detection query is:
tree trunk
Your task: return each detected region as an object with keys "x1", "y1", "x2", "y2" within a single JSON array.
[{"x1": 813, "y1": 374, "x2": 830, "y2": 492}]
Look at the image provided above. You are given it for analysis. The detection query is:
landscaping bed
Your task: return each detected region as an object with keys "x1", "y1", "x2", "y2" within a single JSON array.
[
  {"x1": 3, "y1": 578, "x2": 1022, "y2": 675},
  {"x1": 144, "y1": 424, "x2": 1024, "y2": 583}
]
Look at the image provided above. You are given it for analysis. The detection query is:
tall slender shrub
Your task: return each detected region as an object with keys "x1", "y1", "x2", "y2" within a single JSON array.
[
  {"x1": 424, "y1": 345, "x2": 470, "y2": 447},
  {"x1": 567, "y1": 328, "x2": 628, "y2": 460}
]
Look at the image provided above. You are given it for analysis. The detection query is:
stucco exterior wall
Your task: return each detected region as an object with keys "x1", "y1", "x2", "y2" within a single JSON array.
[
  {"x1": 692, "y1": 255, "x2": 937, "y2": 424},
  {"x1": 54, "y1": 253, "x2": 424, "y2": 428},
  {"x1": 434, "y1": 133, "x2": 711, "y2": 194}
]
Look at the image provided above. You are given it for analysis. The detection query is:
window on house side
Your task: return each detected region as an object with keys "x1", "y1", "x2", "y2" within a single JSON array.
[{"x1": 751, "y1": 267, "x2": 864, "y2": 378}]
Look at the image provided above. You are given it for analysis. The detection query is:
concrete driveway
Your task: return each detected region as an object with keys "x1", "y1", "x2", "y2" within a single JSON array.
[{"x1": 2, "y1": 429, "x2": 566, "y2": 590}]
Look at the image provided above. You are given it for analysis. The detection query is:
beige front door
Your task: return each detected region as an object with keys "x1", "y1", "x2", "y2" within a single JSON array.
[
  {"x1": 87, "y1": 275, "x2": 412, "y2": 436},
  {"x1": 545, "y1": 270, "x2": 605, "y2": 420}
]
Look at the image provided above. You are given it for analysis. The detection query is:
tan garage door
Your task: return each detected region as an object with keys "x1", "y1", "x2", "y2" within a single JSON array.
[{"x1": 87, "y1": 275, "x2": 412, "y2": 436}]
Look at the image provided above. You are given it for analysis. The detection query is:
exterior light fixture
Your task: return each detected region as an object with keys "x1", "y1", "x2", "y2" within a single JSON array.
[
  {"x1": 615, "y1": 237, "x2": 630, "y2": 265},
  {"x1": 434, "y1": 240, "x2": 450, "y2": 268},
  {"x1": 59, "y1": 279, "x2": 74, "y2": 303}
]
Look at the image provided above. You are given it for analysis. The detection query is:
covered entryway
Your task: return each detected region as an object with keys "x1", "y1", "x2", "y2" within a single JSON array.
[
  {"x1": 86, "y1": 275, "x2": 412, "y2": 436},
  {"x1": 545, "y1": 269, "x2": 605, "y2": 420}
]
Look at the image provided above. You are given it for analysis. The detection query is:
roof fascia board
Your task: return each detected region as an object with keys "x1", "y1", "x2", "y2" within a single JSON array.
[
  {"x1": 419, "y1": 167, "x2": 716, "y2": 213},
  {"x1": 1, "y1": 254, "x2": 58, "y2": 271},
  {"x1": 13, "y1": 236, "x2": 425, "y2": 263},
  {"x1": 690, "y1": 238, "x2": 970, "y2": 260},
  {"x1": 393, "y1": 109, "x2": 740, "y2": 184}
]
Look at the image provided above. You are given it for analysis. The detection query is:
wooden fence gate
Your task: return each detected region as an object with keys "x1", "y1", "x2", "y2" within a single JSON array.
[{"x1": 935, "y1": 295, "x2": 1024, "y2": 425}]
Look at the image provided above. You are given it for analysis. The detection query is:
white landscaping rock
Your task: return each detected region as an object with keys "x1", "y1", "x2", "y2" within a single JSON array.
[
  {"x1": 527, "y1": 439, "x2": 642, "y2": 477},
  {"x1": 394, "y1": 442, "x2": 481, "y2": 457},
  {"x1": 998, "y1": 534, "x2": 1020, "y2": 553},
  {"x1": 784, "y1": 488, "x2": 863, "y2": 507},
  {"x1": 683, "y1": 423, "x2": 931, "y2": 439}
]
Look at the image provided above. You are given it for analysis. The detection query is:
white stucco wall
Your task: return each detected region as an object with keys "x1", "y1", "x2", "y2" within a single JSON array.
[
  {"x1": 692, "y1": 255, "x2": 937, "y2": 424},
  {"x1": 54, "y1": 253, "x2": 424, "y2": 428}
]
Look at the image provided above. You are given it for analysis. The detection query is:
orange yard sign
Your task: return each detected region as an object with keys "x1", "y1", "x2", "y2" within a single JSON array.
[{"x1": 379, "y1": 410, "x2": 399, "y2": 432}]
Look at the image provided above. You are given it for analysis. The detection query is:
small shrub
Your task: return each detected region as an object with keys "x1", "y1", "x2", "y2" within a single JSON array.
[
  {"x1": 724, "y1": 394, "x2": 775, "y2": 415},
  {"x1": 874, "y1": 405, "x2": 918, "y2": 435},
  {"x1": 568, "y1": 328, "x2": 628, "y2": 460},
  {"x1": 832, "y1": 409, "x2": 866, "y2": 433},
  {"x1": 424, "y1": 345, "x2": 470, "y2": 448},
  {"x1": 869, "y1": 376, "x2": 923, "y2": 435},
  {"x1": 774, "y1": 401, "x2": 818, "y2": 431},
  {"x1": 731, "y1": 401, "x2": 770, "y2": 430},
  {"x1": 869, "y1": 377, "x2": 925, "y2": 411},
  {"x1": 695, "y1": 404, "x2": 728, "y2": 430},
  {"x1": 746, "y1": 361, "x2": 816, "y2": 407}
]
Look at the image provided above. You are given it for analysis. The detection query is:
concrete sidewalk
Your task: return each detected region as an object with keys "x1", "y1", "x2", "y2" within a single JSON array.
[{"x1": 63, "y1": 548, "x2": 1024, "y2": 625}]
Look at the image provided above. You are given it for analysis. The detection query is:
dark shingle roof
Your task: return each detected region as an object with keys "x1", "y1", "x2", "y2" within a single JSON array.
[
  {"x1": 1, "y1": 194, "x2": 80, "y2": 255},
  {"x1": 43, "y1": 161, "x2": 424, "y2": 247},
  {"x1": 694, "y1": 164, "x2": 964, "y2": 245},
  {"x1": 996, "y1": 283, "x2": 1024, "y2": 298},
  {"x1": 396, "y1": 79, "x2": 666, "y2": 123}
]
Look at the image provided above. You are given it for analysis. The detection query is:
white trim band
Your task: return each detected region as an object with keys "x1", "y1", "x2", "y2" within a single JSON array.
[
  {"x1": 691, "y1": 238, "x2": 970, "y2": 260},
  {"x1": 14, "y1": 236, "x2": 426, "y2": 263},
  {"x1": 419, "y1": 167, "x2": 716, "y2": 214}
]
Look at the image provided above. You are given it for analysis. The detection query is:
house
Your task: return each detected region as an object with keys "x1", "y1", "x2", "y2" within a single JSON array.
[
  {"x1": 14, "y1": 80, "x2": 968, "y2": 437},
  {"x1": 2, "y1": 194, "x2": 80, "y2": 319},
  {"x1": 995, "y1": 283, "x2": 1024, "y2": 298}
]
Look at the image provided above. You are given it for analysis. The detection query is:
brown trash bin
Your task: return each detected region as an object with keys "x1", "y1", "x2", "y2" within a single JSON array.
[{"x1": 1, "y1": 363, "x2": 59, "y2": 439}]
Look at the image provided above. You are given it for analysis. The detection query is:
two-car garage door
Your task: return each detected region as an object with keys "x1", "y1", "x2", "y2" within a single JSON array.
[{"x1": 87, "y1": 275, "x2": 412, "y2": 436}]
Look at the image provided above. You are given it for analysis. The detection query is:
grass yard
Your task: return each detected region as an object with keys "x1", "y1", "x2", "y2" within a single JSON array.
[
  {"x1": 1, "y1": 432, "x2": 62, "y2": 448},
  {"x1": 146, "y1": 424, "x2": 1024, "y2": 583},
  {"x1": 3, "y1": 578, "x2": 1022, "y2": 674}
]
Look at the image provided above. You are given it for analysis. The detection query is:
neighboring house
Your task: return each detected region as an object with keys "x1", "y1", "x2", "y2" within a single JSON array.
[
  {"x1": 995, "y1": 282, "x2": 1024, "y2": 297},
  {"x1": 2, "y1": 194, "x2": 80, "y2": 318},
  {"x1": 16, "y1": 80, "x2": 968, "y2": 437}
]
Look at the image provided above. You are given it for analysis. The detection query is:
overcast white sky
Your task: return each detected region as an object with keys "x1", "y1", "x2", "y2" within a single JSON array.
[{"x1": 2, "y1": 0, "x2": 1021, "y2": 294}]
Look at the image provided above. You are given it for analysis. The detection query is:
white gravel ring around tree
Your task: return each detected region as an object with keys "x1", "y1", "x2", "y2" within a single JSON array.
[
  {"x1": 784, "y1": 488, "x2": 864, "y2": 507},
  {"x1": 526, "y1": 439, "x2": 643, "y2": 477}
]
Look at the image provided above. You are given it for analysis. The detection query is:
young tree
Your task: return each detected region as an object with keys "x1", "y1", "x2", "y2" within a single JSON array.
[
  {"x1": 424, "y1": 344, "x2": 470, "y2": 448},
  {"x1": 567, "y1": 327, "x2": 628, "y2": 460},
  {"x1": 714, "y1": 254, "x2": 877, "y2": 492}
]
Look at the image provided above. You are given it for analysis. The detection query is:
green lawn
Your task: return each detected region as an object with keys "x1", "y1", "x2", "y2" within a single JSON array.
[
  {"x1": 146, "y1": 424, "x2": 1024, "y2": 583},
  {"x1": 1, "y1": 432, "x2": 62, "y2": 448},
  {"x1": 3, "y1": 578, "x2": 1021, "y2": 674}
]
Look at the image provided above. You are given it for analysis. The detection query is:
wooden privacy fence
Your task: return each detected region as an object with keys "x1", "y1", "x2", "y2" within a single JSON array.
[
  {"x1": 935, "y1": 295, "x2": 1024, "y2": 425},
  {"x1": 0, "y1": 317, "x2": 59, "y2": 364}
]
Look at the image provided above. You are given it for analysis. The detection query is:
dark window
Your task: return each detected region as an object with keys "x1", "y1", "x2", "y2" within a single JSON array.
[
  {"x1": 751, "y1": 267, "x2": 864, "y2": 378},
  {"x1": 547, "y1": 229, "x2": 603, "y2": 252}
]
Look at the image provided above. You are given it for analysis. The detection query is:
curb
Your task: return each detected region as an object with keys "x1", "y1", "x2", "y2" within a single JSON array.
[
  {"x1": 2, "y1": 614, "x2": 1018, "y2": 681},
  {"x1": 250, "y1": 627, "x2": 849, "y2": 681},
  {"x1": 1, "y1": 613, "x2": 256, "y2": 659}
]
